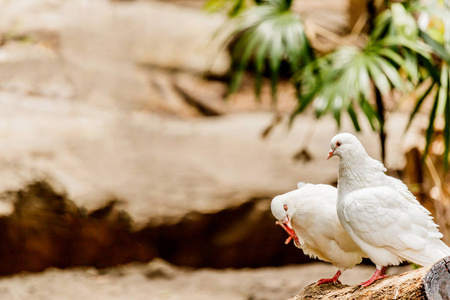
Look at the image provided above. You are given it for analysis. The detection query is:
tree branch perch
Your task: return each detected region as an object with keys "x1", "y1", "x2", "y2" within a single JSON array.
[{"x1": 292, "y1": 256, "x2": 450, "y2": 300}]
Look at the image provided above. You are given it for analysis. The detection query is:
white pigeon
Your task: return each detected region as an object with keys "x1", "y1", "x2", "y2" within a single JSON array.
[
  {"x1": 271, "y1": 182, "x2": 366, "y2": 284},
  {"x1": 328, "y1": 132, "x2": 450, "y2": 287}
]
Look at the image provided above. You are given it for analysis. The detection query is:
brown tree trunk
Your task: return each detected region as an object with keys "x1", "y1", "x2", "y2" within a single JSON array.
[{"x1": 292, "y1": 256, "x2": 450, "y2": 300}]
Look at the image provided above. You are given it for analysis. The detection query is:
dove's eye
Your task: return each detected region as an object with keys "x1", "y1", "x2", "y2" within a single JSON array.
[
  {"x1": 336, "y1": 141, "x2": 341, "y2": 147},
  {"x1": 283, "y1": 204, "x2": 288, "y2": 211}
]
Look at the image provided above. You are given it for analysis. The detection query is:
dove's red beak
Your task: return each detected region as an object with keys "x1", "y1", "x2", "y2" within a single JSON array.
[
  {"x1": 327, "y1": 149, "x2": 335, "y2": 160},
  {"x1": 275, "y1": 215, "x2": 300, "y2": 247},
  {"x1": 283, "y1": 215, "x2": 292, "y2": 228}
]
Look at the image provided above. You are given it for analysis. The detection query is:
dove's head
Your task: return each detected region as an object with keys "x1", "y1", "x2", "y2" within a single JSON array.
[
  {"x1": 271, "y1": 191, "x2": 298, "y2": 229},
  {"x1": 327, "y1": 132, "x2": 366, "y2": 160},
  {"x1": 271, "y1": 190, "x2": 302, "y2": 247}
]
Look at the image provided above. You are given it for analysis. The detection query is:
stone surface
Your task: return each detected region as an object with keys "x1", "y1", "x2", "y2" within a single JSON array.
[
  {"x1": 0, "y1": 0, "x2": 230, "y2": 115},
  {"x1": 0, "y1": 90, "x2": 420, "y2": 224},
  {"x1": 0, "y1": 260, "x2": 412, "y2": 300},
  {"x1": 0, "y1": 0, "x2": 229, "y2": 73}
]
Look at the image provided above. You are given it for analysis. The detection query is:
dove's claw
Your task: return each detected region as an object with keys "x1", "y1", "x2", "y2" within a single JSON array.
[
  {"x1": 359, "y1": 267, "x2": 387, "y2": 287},
  {"x1": 284, "y1": 236, "x2": 292, "y2": 244},
  {"x1": 316, "y1": 270, "x2": 342, "y2": 285},
  {"x1": 275, "y1": 221, "x2": 300, "y2": 246},
  {"x1": 317, "y1": 278, "x2": 341, "y2": 285}
]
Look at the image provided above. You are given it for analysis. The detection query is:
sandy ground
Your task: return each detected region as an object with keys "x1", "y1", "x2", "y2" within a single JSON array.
[{"x1": 0, "y1": 260, "x2": 413, "y2": 300}]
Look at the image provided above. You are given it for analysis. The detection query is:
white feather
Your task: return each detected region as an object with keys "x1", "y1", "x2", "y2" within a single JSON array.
[
  {"x1": 271, "y1": 183, "x2": 366, "y2": 271},
  {"x1": 330, "y1": 133, "x2": 450, "y2": 268}
]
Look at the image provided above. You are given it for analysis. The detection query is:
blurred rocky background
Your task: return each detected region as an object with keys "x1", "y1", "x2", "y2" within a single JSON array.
[{"x1": 0, "y1": 0, "x2": 434, "y2": 299}]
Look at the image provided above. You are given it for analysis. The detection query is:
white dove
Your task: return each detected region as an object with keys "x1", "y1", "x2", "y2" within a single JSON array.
[
  {"x1": 271, "y1": 182, "x2": 366, "y2": 284},
  {"x1": 328, "y1": 132, "x2": 450, "y2": 287}
]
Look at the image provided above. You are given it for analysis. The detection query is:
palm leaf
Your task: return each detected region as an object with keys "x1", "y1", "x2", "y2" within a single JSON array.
[
  {"x1": 406, "y1": 81, "x2": 436, "y2": 130},
  {"x1": 418, "y1": 53, "x2": 441, "y2": 83},
  {"x1": 403, "y1": 49, "x2": 419, "y2": 81},
  {"x1": 371, "y1": 9, "x2": 392, "y2": 40},
  {"x1": 377, "y1": 47, "x2": 405, "y2": 66},
  {"x1": 347, "y1": 102, "x2": 361, "y2": 131},
  {"x1": 228, "y1": 30, "x2": 261, "y2": 94},
  {"x1": 293, "y1": 38, "x2": 411, "y2": 133},
  {"x1": 423, "y1": 89, "x2": 440, "y2": 163},
  {"x1": 367, "y1": 60, "x2": 391, "y2": 95},
  {"x1": 444, "y1": 76, "x2": 450, "y2": 170},
  {"x1": 419, "y1": 29, "x2": 450, "y2": 63},
  {"x1": 381, "y1": 37, "x2": 431, "y2": 58},
  {"x1": 437, "y1": 64, "x2": 449, "y2": 115},
  {"x1": 360, "y1": 96, "x2": 379, "y2": 130},
  {"x1": 225, "y1": 0, "x2": 312, "y2": 100},
  {"x1": 254, "y1": 37, "x2": 270, "y2": 99},
  {"x1": 373, "y1": 56, "x2": 404, "y2": 91}
]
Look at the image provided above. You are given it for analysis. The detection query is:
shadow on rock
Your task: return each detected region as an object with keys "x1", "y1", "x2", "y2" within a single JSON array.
[{"x1": 0, "y1": 181, "x2": 311, "y2": 275}]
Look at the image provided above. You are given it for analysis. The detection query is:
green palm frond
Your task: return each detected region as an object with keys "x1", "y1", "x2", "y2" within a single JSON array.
[
  {"x1": 406, "y1": 2, "x2": 450, "y2": 169},
  {"x1": 291, "y1": 2, "x2": 440, "y2": 163},
  {"x1": 371, "y1": 3, "x2": 427, "y2": 83},
  {"x1": 226, "y1": 0, "x2": 312, "y2": 100},
  {"x1": 371, "y1": 3, "x2": 418, "y2": 41},
  {"x1": 293, "y1": 38, "x2": 414, "y2": 132},
  {"x1": 425, "y1": 64, "x2": 450, "y2": 168},
  {"x1": 292, "y1": 2, "x2": 430, "y2": 129}
]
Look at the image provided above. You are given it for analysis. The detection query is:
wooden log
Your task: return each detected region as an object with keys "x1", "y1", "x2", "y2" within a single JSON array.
[{"x1": 292, "y1": 256, "x2": 450, "y2": 300}]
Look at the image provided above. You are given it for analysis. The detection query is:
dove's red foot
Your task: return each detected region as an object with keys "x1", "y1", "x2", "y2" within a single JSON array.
[
  {"x1": 275, "y1": 221, "x2": 300, "y2": 247},
  {"x1": 317, "y1": 270, "x2": 342, "y2": 285},
  {"x1": 359, "y1": 267, "x2": 387, "y2": 287}
]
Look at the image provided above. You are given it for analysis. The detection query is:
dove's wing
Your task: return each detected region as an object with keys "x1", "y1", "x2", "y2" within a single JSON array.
[
  {"x1": 343, "y1": 186, "x2": 441, "y2": 253},
  {"x1": 387, "y1": 176, "x2": 427, "y2": 207}
]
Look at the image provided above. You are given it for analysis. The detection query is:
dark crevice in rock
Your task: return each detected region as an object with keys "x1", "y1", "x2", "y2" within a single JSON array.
[
  {"x1": 0, "y1": 181, "x2": 311, "y2": 276},
  {"x1": 139, "y1": 63, "x2": 227, "y2": 117},
  {"x1": 139, "y1": 63, "x2": 204, "y2": 77},
  {"x1": 173, "y1": 83, "x2": 224, "y2": 116},
  {"x1": 0, "y1": 181, "x2": 154, "y2": 275},
  {"x1": 138, "y1": 198, "x2": 312, "y2": 268}
]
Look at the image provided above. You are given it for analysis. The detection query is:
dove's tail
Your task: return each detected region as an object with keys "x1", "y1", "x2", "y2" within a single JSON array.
[{"x1": 396, "y1": 239, "x2": 450, "y2": 267}]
